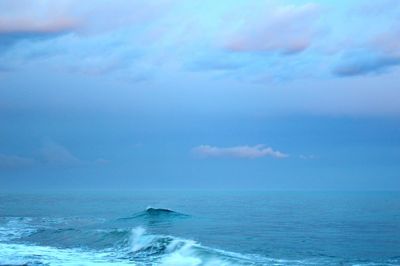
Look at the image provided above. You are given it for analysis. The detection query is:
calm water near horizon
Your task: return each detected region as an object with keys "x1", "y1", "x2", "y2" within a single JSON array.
[{"x1": 0, "y1": 191, "x2": 399, "y2": 265}]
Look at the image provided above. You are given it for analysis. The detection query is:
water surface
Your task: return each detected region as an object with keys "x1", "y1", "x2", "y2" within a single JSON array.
[{"x1": 0, "y1": 191, "x2": 399, "y2": 265}]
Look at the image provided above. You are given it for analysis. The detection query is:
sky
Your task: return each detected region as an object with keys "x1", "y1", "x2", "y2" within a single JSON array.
[{"x1": 0, "y1": 0, "x2": 400, "y2": 190}]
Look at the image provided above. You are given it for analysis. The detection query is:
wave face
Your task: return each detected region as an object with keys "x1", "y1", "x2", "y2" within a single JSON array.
[
  {"x1": 1, "y1": 192, "x2": 400, "y2": 266},
  {"x1": 123, "y1": 207, "x2": 189, "y2": 220},
  {"x1": 145, "y1": 207, "x2": 188, "y2": 216}
]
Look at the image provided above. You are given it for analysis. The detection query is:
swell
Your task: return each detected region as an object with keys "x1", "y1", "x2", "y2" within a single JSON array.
[{"x1": 120, "y1": 207, "x2": 189, "y2": 220}]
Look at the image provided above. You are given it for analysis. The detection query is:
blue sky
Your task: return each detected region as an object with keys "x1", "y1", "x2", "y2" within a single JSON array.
[{"x1": 1, "y1": 0, "x2": 400, "y2": 190}]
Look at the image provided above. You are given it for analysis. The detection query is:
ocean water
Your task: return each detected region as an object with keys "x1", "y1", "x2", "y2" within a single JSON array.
[{"x1": 0, "y1": 191, "x2": 399, "y2": 266}]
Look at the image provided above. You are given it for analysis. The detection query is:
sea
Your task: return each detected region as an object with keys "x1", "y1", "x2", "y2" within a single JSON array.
[{"x1": 0, "y1": 191, "x2": 399, "y2": 265}]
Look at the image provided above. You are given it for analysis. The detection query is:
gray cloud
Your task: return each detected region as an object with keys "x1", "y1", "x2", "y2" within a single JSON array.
[
  {"x1": 192, "y1": 145, "x2": 288, "y2": 159},
  {"x1": 0, "y1": 142, "x2": 108, "y2": 171},
  {"x1": 0, "y1": 154, "x2": 35, "y2": 169},
  {"x1": 333, "y1": 22, "x2": 400, "y2": 77},
  {"x1": 39, "y1": 141, "x2": 82, "y2": 166},
  {"x1": 333, "y1": 53, "x2": 400, "y2": 77}
]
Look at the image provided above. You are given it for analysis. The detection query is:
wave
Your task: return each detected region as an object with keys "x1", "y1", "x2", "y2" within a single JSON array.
[
  {"x1": 1, "y1": 217, "x2": 399, "y2": 266},
  {"x1": 145, "y1": 207, "x2": 188, "y2": 216},
  {"x1": 0, "y1": 218, "x2": 297, "y2": 266},
  {"x1": 3, "y1": 225, "x2": 399, "y2": 266},
  {"x1": 125, "y1": 227, "x2": 267, "y2": 265},
  {"x1": 0, "y1": 217, "x2": 37, "y2": 242},
  {"x1": 116, "y1": 207, "x2": 190, "y2": 228},
  {"x1": 121, "y1": 207, "x2": 189, "y2": 219},
  {"x1": 0, "y1": 226, "x2": 286, "y2": 266}
]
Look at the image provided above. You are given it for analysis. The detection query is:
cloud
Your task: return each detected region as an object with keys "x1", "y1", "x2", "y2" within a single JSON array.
[
  {"x1": 0, "y1": 141, "x2": 109, "y2": 171},
  {"x1": 39, "y1": 141, "x2": 82, "y2": 166},
  {"x1": 333, "y1": 26, "x2": 400, "y2": 77},
  {"x1": 333, "y1": 52, "x2": 400, "y2": 77},
  {"x1": 1, "y1": 0, "x2": 398, "y2": 82},
  {"x1": 0, "y1": 154, "x2": 35, "y2": 169},
  {"x1": 0, "y1": 17, "x2": 78, "y2": 48},
  {"x1": 37, "y1": 141, "x2": 110, "y2": 167},
  {"x1": 95, "y1": 158, "x2": 111, "y2": 165},
  {"x1": 331, "y1": 13, "x2": 400, "y2": 77},
  {"x1": 192, "y1": 145, "x2": 288, "y2": 159},
  {"x1": 352, "y1": 0, "x2": 400, "y2": 16},
  {"x1": 0, "y1": 65, "x2": 13, "y2": 73},
  {"x1": 299, "y1": 154, "x2": 317, "y2": 160},
  {"x1": 0, "y1": 0, "x2": 175, "y2": 77},
  {"x1": 224, "y1": 3, "x2": 321, "y2": 55},
  {"x1": 373, "y1": 27, "x2": 400, "y2": 56},
  {"x1": 0, "y1": 1, "x2": 322, "y2": 81},
  {"x1": 186, "y1": 56, "x2": 244, "y2": 72}
]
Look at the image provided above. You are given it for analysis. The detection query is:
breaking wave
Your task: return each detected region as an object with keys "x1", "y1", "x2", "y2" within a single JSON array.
[
  {"x1": 0, "y1": 225, "x2": 306, "y2": 266},
  {"x1": 1, "y1": 215, "x2": 399, "y2": 266}
]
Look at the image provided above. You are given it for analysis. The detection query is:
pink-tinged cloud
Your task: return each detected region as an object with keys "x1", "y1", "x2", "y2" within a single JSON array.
[
  {"x1": 333, "y1": 25, "x2": 400, "y2": 77},
  {"x1": 192, "y1": 145, "x2": 288, "y2": 159},
  {"x1": 0, "y1": 17, "x2": 77, "y2": 34},
  {"x1": 224, "y1": 3, "x2": 321, "y2": 54},
  {"x1": 373, "y1": 27, "x2": 400, "y2": 56},
  {"x1": 0, "y1": 17, "x2": 78, "y2": 48}
]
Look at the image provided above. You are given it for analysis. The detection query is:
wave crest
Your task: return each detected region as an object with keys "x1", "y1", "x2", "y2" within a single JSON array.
[{"x1": 127, "y1": 227, "x2": 262, "y2": 265}]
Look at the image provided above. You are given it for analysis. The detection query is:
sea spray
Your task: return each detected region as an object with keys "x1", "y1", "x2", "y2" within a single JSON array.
[{"x1": 130, "y1": 226, "x2": 152, "y2": 252}]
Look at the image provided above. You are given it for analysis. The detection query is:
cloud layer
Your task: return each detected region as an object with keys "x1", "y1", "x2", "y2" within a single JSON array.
[
  {"x1": 192, "y1": 145, "x2": 288, "y2": 159},
  {"x1": 1, "y1": 1, "x2": 400, "y2": 116},
  {"x1": 0, "y1": 1, "x2": 78, "y2": 48},
  {"x1": 1, "y1": 0, "x2": 400, "y2": 80}
]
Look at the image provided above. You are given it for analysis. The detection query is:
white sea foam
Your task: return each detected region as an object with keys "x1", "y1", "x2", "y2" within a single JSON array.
[
  {"x1": 130, "y1": 226, "x2": 155, "y2": 252},
  {"x1": 128, "y1": 227, "x2": 273, "y2": 265},
  {"x1": 0, "y1": 217, "x2": 36, "y2": 242},
  {"x1": 0, "y1": 242, "x2": 133, "y2": 266}
]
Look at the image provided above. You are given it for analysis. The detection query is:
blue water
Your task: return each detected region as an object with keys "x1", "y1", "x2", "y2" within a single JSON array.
[{"x1": 0, "y1": 191, "x2": 399, "y2": 265}]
